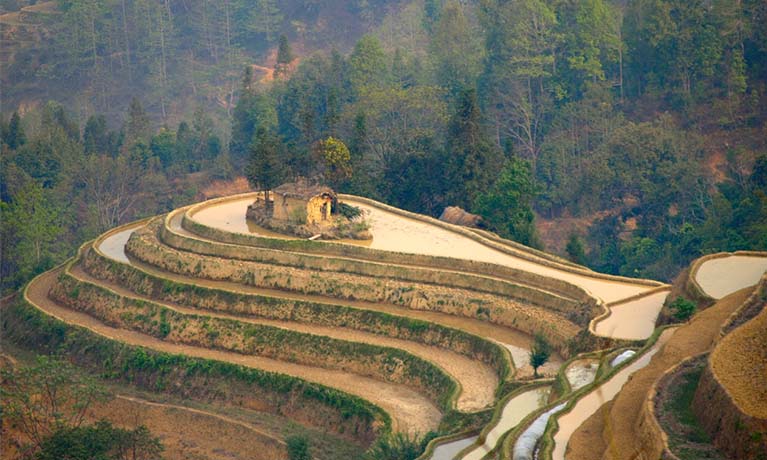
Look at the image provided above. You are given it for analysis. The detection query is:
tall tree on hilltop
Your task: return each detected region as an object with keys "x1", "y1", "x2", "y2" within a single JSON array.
[
  {"x1": 275, "y1": 34, "x2": 294, "y2": 78},
  {"x1": 349, "y1": 35, "x2": 388, "y2": 95},
  {"x1": 445, "y1": 89, "x2": 503, "y2": 209},
  {"x1": 125, "y1": 97, "x2": 152, "y2": 147},
  {"x1": 474, "y1": 157, "x2": 540, "y2": 247},
  {"x1": 246, "y1": 127, "x2": 286, "y2": 207},
  {"x1": 4, "y1": 112, "x2": 26, "y2": 150}
]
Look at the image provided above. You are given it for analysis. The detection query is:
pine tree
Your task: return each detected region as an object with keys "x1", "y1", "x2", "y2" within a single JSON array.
[
  {"x1": 445, "y1": 89, "x2": 502, "y2": 209},
  {"x1": 275, "y1": 34, "x2": 294, "y2": 78},
  {"x1": 126, "y1": 98, "x2": 152, "y2": 146},
  {"x1": 246, "y1": 127, "x2": 286, "y2": 206},
  {"x1": 566, "y1": 233, "x2": 587, "y2": 265},
  {"x1": 5, "y1": 112, "x2": 26, "y2": 150}
]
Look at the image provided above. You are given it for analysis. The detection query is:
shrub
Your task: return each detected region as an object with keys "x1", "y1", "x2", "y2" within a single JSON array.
[
  {"x1": 669, "y1": 297, "x2": 696, "y2": 321},
  {"x1": 529, "y1": 334, "x2": 552, "y2": 377},
  {"x1": 287, "y1": 435, "x2": 311, "y2": 460}
]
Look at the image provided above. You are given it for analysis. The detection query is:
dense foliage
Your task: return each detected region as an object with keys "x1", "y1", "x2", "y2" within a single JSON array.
[{"x1": 2, "y1": 0, "x2": 766, "y2": 290}]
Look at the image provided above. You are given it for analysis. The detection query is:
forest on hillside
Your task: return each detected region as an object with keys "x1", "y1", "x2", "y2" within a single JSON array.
[{"x1": 2, "y1": 0, "x2": 767, "y2": 294}]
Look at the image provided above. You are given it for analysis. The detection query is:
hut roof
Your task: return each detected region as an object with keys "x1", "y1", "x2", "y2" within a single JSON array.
[{"x1": 273, "y1": 180, "x2": 336, "y2": 200}]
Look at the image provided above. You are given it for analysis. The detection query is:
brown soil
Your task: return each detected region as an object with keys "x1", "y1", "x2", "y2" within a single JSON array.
[
  {"x1": 200, "y1": 177, "x2": 252, "y2": 200},
  {"x1": 567, "y1": 287, "x2": 752, "y2": 460},
  {"x1": 69, "y1": 263, "x2": 499, "y2": 412},
  {"x1": 89, "y1": 396, "x2": 286, "y2": 460},
  {"x1": 710, "y1": 303, "x2": 767, "y2": 418},
  {"x1": 564, "y1": 401, "x2": 612, "y2": 460},
  {"x1": 25, "y1": 269, "x2": 442, "y2": 434}
]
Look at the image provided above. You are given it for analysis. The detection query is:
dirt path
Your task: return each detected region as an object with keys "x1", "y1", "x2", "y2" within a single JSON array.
[
  {"x1": 26, "y1": 269, "x2": 442, "y2": 434},
  {"x1": 566, "y1": 288, "x2": 752, "y2": 460},
  {"x1": 70, "y1": 263, "x2": 499, "y2": 411}
]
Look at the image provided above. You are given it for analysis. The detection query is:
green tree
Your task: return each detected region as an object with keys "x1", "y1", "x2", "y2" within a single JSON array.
[
  {"x1": 4, "y1": 111, "x2": 26, "y2": 149},
  {"x1": 318, "y1": 136, "x2": 352, "y2": 187},
  {"x1": 0, "y1": 182, "x2": 64, "y2": 281},
  {"x1": 668, "y1": 296, "x2": 696, "y2": 321},
  {"x1": 566, "y1": 233, "x2": 587, "y2": 265},
  {"x1": 275, "y1": 34, "x2": 294, "y2": 78},
  {"x1": 473, "y1": 158, "x2": 540, "y2": 247},
  {"x1": 479, "y1": 0, "x2": 559, "y2": 165},
  {"x1": 349, "y1": 35, "x2": 388, "y2": 94},
  {"x1": 246, "y1": 127, "x2": 286, "y2": 205},
  {"x1": 286, "y1": 435, "x2": 310, "y2": 460},
  {"x1": 444, "y1": 88, "x2": 503, "y2": 208},
  {"x1": 529, "y1": 333, "x2": 551, "y2": 377},
  {"x1": 429, "y1": 1, "x2": 483, "y2": 95},
  {"x1": 83, "y1": 115, "x2": 117, "y2": 156},
  {"x1": 35, "y1": 420, "x2": 163, "y2": 460},
  {"x1": 125, "y1": 97, "x2": 152, "y2": 147}
]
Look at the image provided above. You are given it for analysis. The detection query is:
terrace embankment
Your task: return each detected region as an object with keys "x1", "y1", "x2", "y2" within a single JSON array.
[
  {"x1": 164, "y1": 210, "x2": 585, "y2": 318},
  {"x1": 566, "y1": 286, "x2": 755, "y2": 460},
  {"x1": 91, "y1": 227, "x2": 544, "y2": 376},
  {"x1": 64, "y1": 256, "x2": 498, "y2": 412},
  {"x1": 129, "y1": 219, "x2": 580, "y2": 352},
  {"x1": 692, "y1": 275, "x2": 767, "y2": 459},
  {"x1": 15, "y1": 267, "x2": 437, "y2": 435},
  {"x1": 50, "y1": 265, "x2": 460, "y2": 413},
  {"x1": 183, "y1": 194, "x2": 669, "y2": 341}
]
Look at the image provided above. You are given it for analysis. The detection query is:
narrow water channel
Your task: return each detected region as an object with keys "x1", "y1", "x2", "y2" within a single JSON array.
[
  {"x1": 550, "y1": 328, "x2": 676, "y2": 460},
  {"x1": 460, "y1": 386, "x2": 551, "y2": 460},
  {"x1": 428, "y1": 436, "x2": 478, "y2": 460}
]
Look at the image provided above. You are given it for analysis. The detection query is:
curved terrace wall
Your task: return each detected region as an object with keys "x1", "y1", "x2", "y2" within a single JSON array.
[
  {"x1": 50, "y1": 265, "x2": 460, "y2": 412},
  {"x1": 128, "y1": 220, "x2": 580, "y2": 351},
  {"x1": 181, "y1": 193, "x2": 604, "y2": 303},
  {"x1": 340, "y1": 195, "x2": 661, "y2": 289},
  {"x1": 82, "y1": 243, "x2": 513, "y2": 382},
  {"x1": 687, "y1": 251, "x2": 767, "y2": 301},
  {"x1": 4, "y1": 264, "x2": 389, "y2": 444},
  {"x1": 163, "y1": 209, "x2": 584, "y2": 318},
  {"x1": 530, "y1": 326, "x2": 675, "y2": 460},
  {"x1": 692, "y1": 276, "x2": 767, "y2": 459}
]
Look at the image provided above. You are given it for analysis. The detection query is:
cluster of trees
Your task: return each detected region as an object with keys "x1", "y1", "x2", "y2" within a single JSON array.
[
  {"x1": 0, "y1": 99, "x2": 230, "y2": 293},
  {"x1": 2, "y1": 0, "x2": 766, "y2": 293},
  {"x1": 2, "y1": 0, "x2": 412, "y2": 123},
  {"x1": 236, "y1": 0, "x2": 767, "y2": 280}
]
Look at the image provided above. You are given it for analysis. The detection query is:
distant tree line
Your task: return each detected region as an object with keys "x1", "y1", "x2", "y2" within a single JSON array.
[{"x1": 2, "y1": 0, "x2": 766, "y2": 289}]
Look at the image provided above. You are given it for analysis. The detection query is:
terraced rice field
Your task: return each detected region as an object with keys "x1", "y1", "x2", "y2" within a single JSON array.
[
  {"x1": 694, "y1": 254, "x2": 767, "y2": 299},
  {"x1": 14, "y1": 193, "x2": 764, "y2": 460}
]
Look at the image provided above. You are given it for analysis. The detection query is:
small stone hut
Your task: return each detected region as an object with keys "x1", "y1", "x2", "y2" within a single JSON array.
[{"x1": 271, "y1": 181, "x2": 338, "y2": 225}]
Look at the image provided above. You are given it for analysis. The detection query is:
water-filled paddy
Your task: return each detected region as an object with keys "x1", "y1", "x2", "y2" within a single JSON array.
[
  {"x1": 695, "y1": 255, "x2": 767, "y2": 299},
  {"x1": 594, "y1": 289, "x2": 669, "y2": 340}
]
